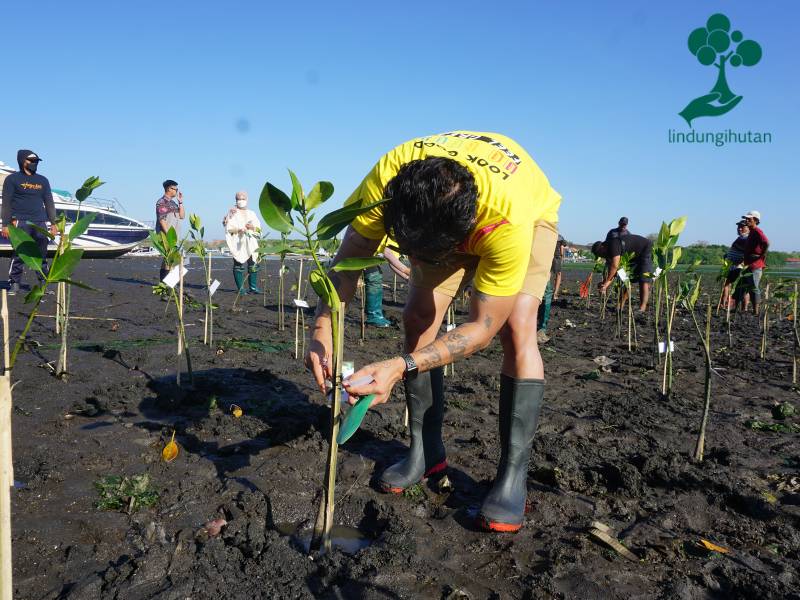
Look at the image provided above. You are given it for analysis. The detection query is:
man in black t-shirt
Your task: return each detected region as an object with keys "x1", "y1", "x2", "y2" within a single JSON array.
[
  {"x1": 591, "y1": 232, "x2": 653, "y2": 312},
  {"x1": 1, "y1": 150, "x2": 57, "y2": 295}
]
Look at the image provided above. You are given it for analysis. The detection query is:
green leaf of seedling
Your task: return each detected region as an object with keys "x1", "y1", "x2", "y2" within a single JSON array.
[
  {"x1": 75, "y1": 176, "x2": 104, "y2": 202},
  {"x1": 671, "y1": 247, "x2": 683, "y2": 269},
  {"x1": 315, "y1": 198, "x2": 389, "y2": 240},
  {"x1": 24, "y1": 285, "x2": 45, "y2": 304},
  {"x1": 189, "y1": 213, "x2": 202, "y2": 231},
  {"x1": 669, "y1": 216, "x2": 688, "y2": 237},
  {"x1": 47, "y1": 248, "x2": 84, "y2": 282},
  {"x1": 259, "y1": 182, "x2": 294, "y2": 234},
  {"x1": 7, "y1": 225, "x2": 43, "y2": 274},
  {"x1": 288, "y1": 169, "x2": 304, "y2": 211},
  {"x1": 68, "y1": 213, "x2": 97, "y2": 241},
  {"x1": 658, "y1": 222, "x2": 670, "y2": 246},
  {"x1": 28, "y1": 223, "x2": 54, "y2": 240},
  {"x1": 148, "y1": 231, "x2": 165, "y2": 256},
  {"x1": 309, "y1": 269, "x2": 340, "y2": 309},
  {"x1": 166, "y1": 226, "x2": 178, "y2": 250},
  {"x1": 333, "y1": 256, "x2": 386, "y2": 271},
  {"x1": 305, "y1": 181, "x2": 334, "y2": 211}
]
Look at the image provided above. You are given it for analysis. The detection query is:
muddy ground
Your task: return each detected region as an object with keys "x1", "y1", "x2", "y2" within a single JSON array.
[{"x1": 5, "y1": 257, "x2": 800, "y2": 599}]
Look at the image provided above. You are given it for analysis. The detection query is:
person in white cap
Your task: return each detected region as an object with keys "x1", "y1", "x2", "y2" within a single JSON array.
[
  {"x1": 223, "y1": 191, "x2": 262, "y2": 294},
  {"x1": 740, "y1": 210, "x2": 768, "y2": 314}
]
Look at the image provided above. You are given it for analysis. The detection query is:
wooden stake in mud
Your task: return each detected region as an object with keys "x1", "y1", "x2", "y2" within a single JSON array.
[
  {"x1": 311, "y1": 304, "x2": 345, "y2": 553},
  {"x1": 55, "y1": 282, "x2": 63, "y2": 335},
  {"x1": 1, "y1": 289, "x2": 14, "y2": 600},
  {"x1": 693, "y1": 300, "x2": 713, "y2": 462},
  {"x1": 392, "y1": 273, "x2": 397, "y2": 304},
  {"x1": 294, "y1": 259, "x2": 304, "y2": 359},
  {"x1": 359, "y1": 275, "x2": 366, "y2": 342},
  {"x1": 177, "y1": 257, "x2": 184, "y2": 386},
  {"x1": 760, "y1": 283, "x2": 770, "y2": 360},
  {"x1": 793, "y1": 283, "x2": 798, "y2": 385}
]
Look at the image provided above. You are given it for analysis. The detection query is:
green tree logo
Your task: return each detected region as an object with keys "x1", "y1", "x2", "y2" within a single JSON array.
[{"x1": 679, "y1": 13, "x2": 762, "y2": 126}]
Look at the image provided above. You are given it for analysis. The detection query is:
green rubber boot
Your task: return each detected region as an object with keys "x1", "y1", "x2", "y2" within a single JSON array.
[
  {"x1": 233, "y1": 265, "x2": 247, "y2": 294},
  {"x1": 379, "y1": 368, "x2": 447, "y2": 493},
  {"x1": 478, "y1": 375, "x2": 544, "y2": 532},
  {"x1": 248, "y1": 265, "x2": 263, "y2": 294},
  {"x1": 364, "y1": 268, "x2": 391, "y2": 327},
  {"x1": 538, "y1": 281, "x2": 553, "y2": 331}
]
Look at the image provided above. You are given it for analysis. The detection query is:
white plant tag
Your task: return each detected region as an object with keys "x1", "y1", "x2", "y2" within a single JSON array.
[
  {"x1": 446, "y1": 323, "x2": 456, "y2": 332},
  {"x1": 208, "y1": 279, "x2": 221, "y2": 296},
  {"x1": 616, "y1": 268, "x2": 628, "y2": 282},
  {"x1": 341, "y1": 361, "x2": 355, "y2": 405},
  {"x1": 654, "y1": 267, "x2": 662, "y2": 278},
  {"x1": 162, "y1": 264, "x2": 187, "y2": 288},
  {"x1": 293, "y1": 298, "x2": 310, "y2": 308},
  {"x1": 658, "y1": 341, "x2": 676, "y2": 353}
]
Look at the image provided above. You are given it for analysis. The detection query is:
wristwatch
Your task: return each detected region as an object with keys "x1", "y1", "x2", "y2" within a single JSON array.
[{"x1": 401, "y1": 353, "x2": 418, "y2": 380}]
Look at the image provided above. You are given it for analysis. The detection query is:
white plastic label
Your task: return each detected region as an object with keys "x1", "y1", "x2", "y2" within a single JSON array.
[
  {"x1": 293, "y1": 298, "x2": 310, "y2": 308},
  {"x1": 341, "y1": 362, "x2": 355, "y2": 405},
  {"x1": 658, "y1": 341, "x2": 676, "y2": 353},
  {"x1": 208, "y1": 279, "x2": 221, "y2": 296},
  {"x1": 162, "y1": 264, "x2": 188, "y2": 288},
  {"x1": 616, "y1": 268, "x2": 628, "y2": 282},
  {"x1": 654, "y1": 267, "x2": 662, "y2": 278},
  {"x1": 446, "y1": 323, "x2": 456, "y2": 331}
]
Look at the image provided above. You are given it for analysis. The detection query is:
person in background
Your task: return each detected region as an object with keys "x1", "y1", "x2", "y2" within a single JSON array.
[
  {"x1": 606, "y1": 216, "x2": 629, "y2": 245},
  {"x1": 362, "y1": 239, "x2": 408, "y2": 327},
  {"x1": 740, "y1": 210, "x2": 768, "y2": 315},
  {"x1": 721, "y1": 220, "x2": 749, "y2": 312},
  {"x1": 1, "y1": 150, "x2": 58, "y2": 296},
  {"x1": 223, "y1": 191, "x2": 262, "y2": 294},
  {"x1": 591, "y1": 230, "x2": 653, "y2": 312},
  {"x1": 155, "y1": 179, "x2": 185, "y2": 281},
  {"x1": 551, "y1": 234, "x2": 565, "y2": 300}
]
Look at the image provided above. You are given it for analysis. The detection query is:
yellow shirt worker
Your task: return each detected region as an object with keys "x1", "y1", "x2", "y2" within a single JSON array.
[{"x1": 307, "y1": 131, "x2": 561, "y2": 533}]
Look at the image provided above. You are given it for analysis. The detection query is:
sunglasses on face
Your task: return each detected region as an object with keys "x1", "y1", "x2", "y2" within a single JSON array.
[{"x1": 168, "y1": 187, "x2": 178, "y2": 191}]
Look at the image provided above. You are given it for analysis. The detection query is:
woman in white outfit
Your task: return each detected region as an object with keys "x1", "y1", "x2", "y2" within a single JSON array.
[{"x1": 223, "y1": 191, "x2": 262, "y2": 294}]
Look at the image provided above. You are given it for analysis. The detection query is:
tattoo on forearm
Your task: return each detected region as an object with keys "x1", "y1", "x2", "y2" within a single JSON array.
[
  {"x1": 443, "y1": 331, "x2": 470, "y2": 362},
  {"x1": 483, "y1": 315, "x2": 493, "y2": 330},
  {"x1": 416, "y1": 344, "x2": 443, "y2": 369}
]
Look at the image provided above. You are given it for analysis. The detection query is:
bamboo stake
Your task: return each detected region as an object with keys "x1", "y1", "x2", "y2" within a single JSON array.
[
  {"x1": 1, "y1": 290, "x2": 13, "y2": 600},
  {"x1": 693, "y1": 299, "x2": 713, "y2": 462},
  {"x1": 311, "y1": 304, "x2": 345, "y2": 553},
  {"x1": 56, "y1": 281, "x2": 70, "y2": 377},
  {"x1": 392, "y1": 273, "x2": 397, "y2": 303},
  {"x1": 360, "y1": 275, "x2": 365, "y2": 342},
  {"x1": 294, "y1": 259, "x2": 304, "y2": 359},
  {"x1": 54, "y1": 282, "x2": 63, "y2": 334},
  {"x1": 760, "y1": 283, "x2": 770, "y2": 359},
  {"x1": 793, "y1": 284, "x2": 798, "y2": 385},
  {"x1": 207, "y1": 258, "x2": 214, "y2": 346},
  {"x1": 176, "y1": 258, "x2": 184, "y2": 386}
]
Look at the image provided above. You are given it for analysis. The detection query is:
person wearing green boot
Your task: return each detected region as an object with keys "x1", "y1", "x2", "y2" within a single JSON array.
[
  {"x1": 306, "y1": 131, "x2": 561, "y2": 534},
  {"x1": 223, "y1": 191, "x2": 262, "y2": 294},
  {"x1": 363, "y1": 266, "x2": 391, "y2": 327}
]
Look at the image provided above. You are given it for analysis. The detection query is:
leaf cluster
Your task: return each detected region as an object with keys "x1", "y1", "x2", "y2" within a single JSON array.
[
  {"x1": 94, "y1": 474, "x2": 159, "y2": 512},
  {"x1": 652, "y1": 216, "x2": 687, "y2": 278},
  {"x1": 688, "y1": 13, "x2": 762, "y2": 68}
]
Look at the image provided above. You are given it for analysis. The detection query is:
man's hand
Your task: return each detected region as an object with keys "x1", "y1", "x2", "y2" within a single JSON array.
[
  {"x1": 245, "y1": 223, "x2": 254, "y2": 231},
  {"x1": 304, "y1": 315, "x2": 333, "y2": 393},
  {"x1": 1, "y1": 226, "x2": 7, "y2": 239},
  {"x1": 343, "y1": 357, "x2": 406, "y2": 407},
  {"x1": 177, "y1": 191, "x2": 183, "y2": 203},
  {"x1": 598, "y1": 280, "x2": 611, "y2": 294},
  {"x1": 49, "y1": 224, "x2": 58, "y2": 237}
]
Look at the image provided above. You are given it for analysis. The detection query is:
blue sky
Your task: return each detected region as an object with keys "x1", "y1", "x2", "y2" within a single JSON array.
[{"x1": 2, "y1": 1, "x2": 797, "y2": 249}]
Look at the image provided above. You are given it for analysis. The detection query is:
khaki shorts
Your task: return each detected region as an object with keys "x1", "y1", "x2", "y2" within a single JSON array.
[{"x1": 409, "y1": 220, "x2": 559, "y2": 301}]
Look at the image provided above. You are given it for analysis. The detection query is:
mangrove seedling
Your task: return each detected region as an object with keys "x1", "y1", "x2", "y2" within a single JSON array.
[
  {"x1": 652, "y1": 216, "x2": 687, "y2": 393},
  {"x1": 258, "y1": 233, "x2": 292, "y2": 328},
  {"x1": 53, "y1": 176, "x2": 103, "y2": 377},
  {"x1": 149, "y1": 226, "x2": 193, "y2": 386},
  {"x1": 259, "y1": 169, "x2": 385, "y2": 553},
  {"x1": 680, "y1": 276, "x2": 713, "y2": 461},
  {"x1": 187, "y1": 214, "x2": 215, "y2": 345}
]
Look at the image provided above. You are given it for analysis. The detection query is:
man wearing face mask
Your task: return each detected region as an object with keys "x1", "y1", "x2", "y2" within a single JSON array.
[
  {"x1": 1, "y1": 150, "x2": 58, "y2": 296},
  {"x1": 155, "y1": 179, "x2": 185, "y2": 281},
  {"x1": 223, "y1": 191, "x2": 262, "y2": 294}
]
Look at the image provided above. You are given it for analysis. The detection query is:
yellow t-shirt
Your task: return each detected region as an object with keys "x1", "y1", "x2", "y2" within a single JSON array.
[{"x1": 346, "y1": 131, "x2": 561, "y2": 296}]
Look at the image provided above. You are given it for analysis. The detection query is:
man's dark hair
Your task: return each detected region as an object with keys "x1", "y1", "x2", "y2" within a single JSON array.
[
  {"x1": 383, "y1": 157, "x2": 478, "y2": 258},
  {"x1": 618, "y1": 217, "x2": 628, "y2": 227},
  {"x1": 591, "y1": 241, "x2": 605, "y2": 257},
  {"x1": 163, "y1": 179, "x2": 178, "y2": 191}
]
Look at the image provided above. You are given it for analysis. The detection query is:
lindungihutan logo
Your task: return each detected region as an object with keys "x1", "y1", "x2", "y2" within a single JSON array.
[{"x1": 678, "y1": 13, "x2": 762, "y2": 126}]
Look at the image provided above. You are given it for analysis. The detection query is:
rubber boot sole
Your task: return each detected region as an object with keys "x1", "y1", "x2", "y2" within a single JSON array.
[
  {"x1": 379, "y1": 459, "x2": 448, "y2": 494},
  {"x1": 477, "y1": 498, "x2": 533, "y2": 532}
]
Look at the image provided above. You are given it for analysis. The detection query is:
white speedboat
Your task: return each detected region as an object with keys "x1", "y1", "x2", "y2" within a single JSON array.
[{"x1": 0, "y1": 161, "x2": 150, "y2": 258}]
